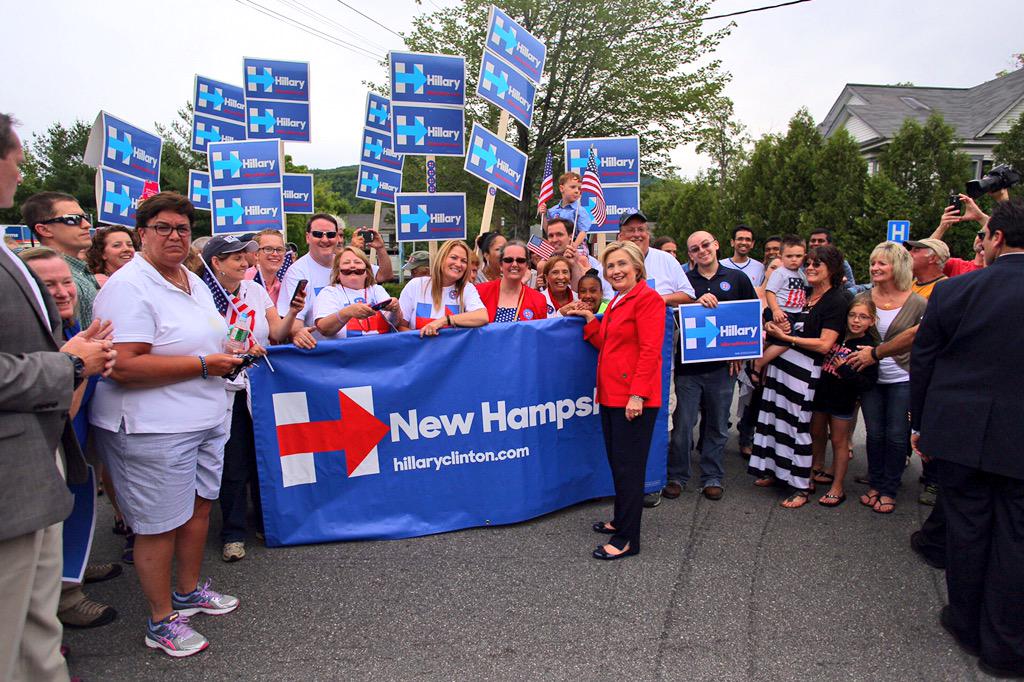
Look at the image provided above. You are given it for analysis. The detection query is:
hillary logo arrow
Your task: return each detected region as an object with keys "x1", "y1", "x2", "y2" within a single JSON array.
[
  {"x1": 482, "y1": 68, "x2": 509, "y2": 97},
  {"x1": 105, "y1": 186, "x2": 132, "y2": 215},
  {"x1": 218, "y1": 199, "x2": 244, "y2": 224},
  {"x1": 108, "y1": 133, "x2": 134, "y2": 163},
  {"x1": 686, "y1": 318, "x2": 719, "y2": 345},
  {"x1": 191, "y1": 183, "x2": 209, "y2": 198},
  {"x1": 492, "y1": 22, "x2": 517, "y2": 51},
  {"x1": 471, "y1": 142, "x2": 498, "y2": 171},
  {"x1": 213, "y1": 152, "x2": 243, "y2": 177},
  {"x1": 198, "y1": 88, "x2": 224, "y2": 109},
  {"x1": 396, "y1": 64, "x2": 427, "y2": 92},
  {"x1": 400, "y1": 205, "x2": 430, "y2": 232},
  {"x1": 397, "y1": 117, "x2": 427, "y2": 144},
  {"x1": 360, "y1": 173, "x2": 380, "y2": 193},
  {"x1": 195, "y1": 126, "x2": 222, "y2": 142},
  {"x1": 368, "y1": 103, "x2": 388, "y2": 123},
  {"x1": 248, "y1": 68, "x2": 273, "y2": 92},
  {"x1": 570, "y1": 152, "x2": 600, "y2": 173},
  {"x1": 250, "y1": 111, "x2": 275, "y2": 132},
  {"x1": 363, "y1": 139, "x2": 384, "y2": 158}
]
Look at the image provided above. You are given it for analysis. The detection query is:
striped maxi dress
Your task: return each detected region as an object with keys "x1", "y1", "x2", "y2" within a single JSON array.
[{"x1": 748, "y1": 287, "x2": 848, "y2": 490}]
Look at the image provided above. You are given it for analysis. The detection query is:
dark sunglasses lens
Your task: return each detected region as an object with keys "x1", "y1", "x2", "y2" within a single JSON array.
[
  {"x1": 312, "y1": 231, "x2": 337, "y2": 239},
  {"x1": 502, "y1": 257, "x2": 527, "y2": 264}
]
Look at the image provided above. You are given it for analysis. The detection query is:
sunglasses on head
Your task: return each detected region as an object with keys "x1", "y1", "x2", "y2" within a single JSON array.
[
  {"x1": 977, "y1": 230, "x2": 986, "y2": 239},
  {"x1": 41, "y1": 213, "x2": 88, "y2": 226},
  {"x1": 807, "y1": 258, "x2": 824, "y2": 267},
  {"x1": 338, "y1": 268, "x2": 367, "y2": 276},
  {"x1": 310, "y1": 230, "x2": 337, "y2": 239},
  {"x1": 502, "y1": 257, "x2": 528, "y2": 264}
]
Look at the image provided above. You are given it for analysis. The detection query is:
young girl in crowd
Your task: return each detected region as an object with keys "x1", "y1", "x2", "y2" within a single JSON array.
[
  {"x1": 809, "y1": 293, "x2": 879, "y2": 507},
  {"x1": 576, "y1": 269, "x2": 607, "y2": 314}
]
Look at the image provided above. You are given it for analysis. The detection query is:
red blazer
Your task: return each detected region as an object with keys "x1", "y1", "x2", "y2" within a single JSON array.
[
  {"x1": 475, "y1": 280, "x2": 548, "y2": 322},
  {"x1": 583, "y1": 280, "x2": 666, "y2": 408}
]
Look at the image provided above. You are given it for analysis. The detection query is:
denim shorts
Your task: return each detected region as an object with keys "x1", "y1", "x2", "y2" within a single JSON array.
[
  {"x1": 818, "y1": 407, "x2": 855, "y2": 421},
  {"x1": 93, "y1": 421, "x2": 229, "y2": 535}
]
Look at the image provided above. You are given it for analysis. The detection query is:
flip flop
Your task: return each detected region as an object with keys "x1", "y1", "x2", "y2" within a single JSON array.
[
  {"x1": 860, "y1": 492, "x2": 880, "y2": 508},
  {"x1": 818, "y1": 492, "x2": 846, "y2": 507},
  {"x1": 812, "y1": 469, "x2": 835, "y2": 484},
  {"x1": 781, "y1": 491, "x2": 810, "y2": 509},
  {"x1": 873, "y1": 498, "x2": 896, "y2": 514}
]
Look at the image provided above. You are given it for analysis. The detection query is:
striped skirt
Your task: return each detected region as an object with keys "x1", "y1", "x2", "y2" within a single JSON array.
[{"x1": 747, "y1": 347, "x2": 821, "y2": 490}]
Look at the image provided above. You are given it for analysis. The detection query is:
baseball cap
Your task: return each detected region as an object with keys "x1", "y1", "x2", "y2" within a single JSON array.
[
  {"x1": 903, "y1": 238, "x2": 950, "y2": 264},
  {"x1": 618, "y1": 209, "x2": 648, "y2": 227},
  {"x1": 202, "y1": 235, "x2": 258, "y2": 262},
  {"x1": 402, "y1": 250, "x2": 430, "y2": 272}
]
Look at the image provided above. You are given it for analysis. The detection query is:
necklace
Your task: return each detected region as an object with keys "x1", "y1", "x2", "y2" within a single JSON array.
[{"x1": 145, "y1": 255, "x2": 190, "y2": 293}]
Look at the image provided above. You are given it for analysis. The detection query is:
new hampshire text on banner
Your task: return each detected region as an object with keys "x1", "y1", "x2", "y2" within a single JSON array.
[{"x1": 248, "y1": 314, "x2": 673, "y2": 547}]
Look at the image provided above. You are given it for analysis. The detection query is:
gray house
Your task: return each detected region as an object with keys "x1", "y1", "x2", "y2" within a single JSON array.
[{"x1": 819, "y1": 68, "x2": 1024, "y2": 178}]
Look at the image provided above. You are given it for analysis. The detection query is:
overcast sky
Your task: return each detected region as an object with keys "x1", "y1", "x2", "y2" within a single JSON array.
[{"x1": 4, "y1": 0, "x2": 1021, "y2": 179}]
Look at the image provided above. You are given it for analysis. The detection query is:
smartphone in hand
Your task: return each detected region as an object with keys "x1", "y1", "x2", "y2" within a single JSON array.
[{"x1": 291, "y1": 279, "x2": 308, "y2": 306}]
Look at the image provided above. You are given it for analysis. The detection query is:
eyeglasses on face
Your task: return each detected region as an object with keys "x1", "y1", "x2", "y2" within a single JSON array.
[
  {"x1": 501, "y1": 257, "x2": 528, "y2": 264},
  {"x1": 688, "y1": 241, "x2": 714, "y2": 254},
  {"x1": 310, "y1": 230, "x2": 337, "y2": 239},
  {"x1": 259, "y1": 246, "x2": 287, "y2": 255},
  {"x1": 807, "y1": 258, "x2": 824, "y2": 267},
  {"x1": 977, "y1": 230, "x2": 986, "y2": 240},
  {"x1": 41, "y1": 213, "x2": 88, "y2": 226},
  {"x1": 144, "y1": 223, "x2": 190, "y2": 237}
]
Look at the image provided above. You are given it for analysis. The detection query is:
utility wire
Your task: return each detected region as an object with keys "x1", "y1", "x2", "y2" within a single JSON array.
[
  {"x1": 629, "y1": 0, "x2": 812, "y2": 34},
  {"x1": 232, "y1": 0, "x2": 385, "y2": 60},
  {"x1": 274, "y1": 0, "x2": 391, "y2": 53},
  {"x1": 331, "y1": 0, "x2": 405, "y2": 40}
]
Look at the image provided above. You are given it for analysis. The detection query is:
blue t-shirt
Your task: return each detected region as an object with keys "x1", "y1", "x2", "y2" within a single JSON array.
[{"x1": 547, "y1": 200, "x2": 593, "y2": 234}]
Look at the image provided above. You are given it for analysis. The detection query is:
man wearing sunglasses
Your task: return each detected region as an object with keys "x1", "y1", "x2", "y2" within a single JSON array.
[{"x1": 22, "y1": 192, "x2": 99, "y2": 327}]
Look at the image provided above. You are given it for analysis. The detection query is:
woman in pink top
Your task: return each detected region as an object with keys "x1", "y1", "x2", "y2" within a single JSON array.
[{"x1": 243, "y1": 229, "x2": 292, "y2": 304}]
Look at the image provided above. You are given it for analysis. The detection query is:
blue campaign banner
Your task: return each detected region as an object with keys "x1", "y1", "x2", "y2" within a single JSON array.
[
  {"x1": 585, "y1": 184, "x2": 641, "y2": 234},
  {"x1": 247, "y1": 100, "x2": 311, "y2": 142},
  {"x1": 355, "y1": 164, "x2": 402, "y2": 204},
  {"x1": 485, "y1": 5, "x2": 546, "y2": 84},
  {"x1": 477, "y1": 51, "x2": 537, "y2": 128},
  {"x1": 87, "y1": 112, "x2": 163, "y2": 183},
  {"x1": 95, "y1": 168, "x2": 146, "y2": 225},
  {"x1": 211, "y1": 186, "x2": 285, "y2": 234},
  {"x1": 887, "y1": 219, "x2": 910, "y2": 243},
  {"x1": 360, "y1": 127, "x2": 404, "y2": 171},
  {"x1": 207, "y1": 139, "x2": 283, "y2": 189},
  {"x1": 244, "y1": 57, "x2": 310, "y2": 102},
  {"x1": 395, "y1": 192, "x2": 467, "y2": 242},
  {"x1": 283, "y1": 173, "x2": 315, "y2": 214},
  {"x1": 188, "y1": 169, "x2": 211, "y2": 211},
  {"x1": 62, "y1": 465, "x2": 96, "y2": 584},
  {"x1": 248, "y1": 313, "x2": 672, "y2": 546},
  {"x1": 364, "y1": 92, "x2": 392, "y2": 136},
  {"x1": 391, "y1": 104, "x2": 465, "y2": 156},
  {"x1": 191, "y1": 113, "x2": 247, "y2": 153},
  {"x1": 464, "y1": 122, "x2": 528, "y2": 200},
  {"x1": 565, "y1": 136, "x2": 641, "y2": 185},
  {"x1": 389, "y1": 51, "x2": 466, "y2": 106},
  {"x1": 679, "y1": 300, "x2": 763, "y2": 364},
  {"x1": 3, "y1": 225, "x2": 31, "y2": 242},
  {"x1": 193, "y1": 75, "x2": 246, "y2": 123}
]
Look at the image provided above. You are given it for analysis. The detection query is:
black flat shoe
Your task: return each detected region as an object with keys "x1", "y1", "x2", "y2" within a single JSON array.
[
  {"x1": 592, "y1": 543, "x2": 639, "y2": 560},
  {"x1": 592, "y1": 521, "x2": 615, "y2": 534}
]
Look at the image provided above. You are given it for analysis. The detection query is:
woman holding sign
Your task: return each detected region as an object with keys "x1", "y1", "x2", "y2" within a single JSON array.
[
  {"x1": 565, "y1": 241, "x2": 666, "y2": 560},
  {"x1": 398, "y1": 239, "x2": 488, "y2": 336},
  {"x1": 476, "y1": 241, "x2": 548, "y2": 323}
]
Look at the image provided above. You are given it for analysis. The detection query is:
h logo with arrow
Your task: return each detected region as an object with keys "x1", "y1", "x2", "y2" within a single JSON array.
[
  {"x1": 395, "y1": 115, "x2": 427, "y2": 146},
  {"x1": 490, "y1": 15, "x2": 517, "y2": 54},
  {"x1": 399, "y1": 204, "x2": 430, "y2": 233},
  {"x1": 106, "y1": 127, "x2": 134, "y2": 164},
  {"x1": 214, "y1": 198, "x2": 244, "y2": 227},
  {"x1": 198, "y1": 84, "x2": 225, "y2": 111},
  {"x1": 481, "y1": 62, "x2": 509, "y2": 98},
  {"x1": 103, "y1": 180, "x2": 133, "y2": 217},
  {"x1": 246, "y1": 66, "x2": 274, "y2": 93},
  {"x1": 211, "y1": 151, "x2": 243, "y2": 180},
  {"x1": 359, "y1": 170, "x2": 381, "y2": 194},
  {"x1": 470, "y1": 136, "x2": 498, "y2": 172},
  {"x1": 395, "y1": 62, "x2": 426, "y2": 95},
  {"x1": 684, "y1": 316, "x2": 719, "y2": 350},
  {"x1": 190, "y1": 179, "x2": 209, "y2": 203},
  {"x1": 248, "y1": 107, "x2": 276, "y2": 134}
]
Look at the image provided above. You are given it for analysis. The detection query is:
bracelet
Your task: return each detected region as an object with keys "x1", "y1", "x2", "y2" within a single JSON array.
[
  {"x1": 199, "y1": 355, "x2": 208, "y2": 379},
  {"x1": 870, "y1": 347, "x2": 880, "y2": 361},
  {"x1": 629, "y1": 394, "x2": 644, "y2": 402}
]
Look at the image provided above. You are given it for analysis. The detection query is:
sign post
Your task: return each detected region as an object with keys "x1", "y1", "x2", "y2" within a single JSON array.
[{"x1": 478, "y1": 111, "x2": 509, "y2": 235}]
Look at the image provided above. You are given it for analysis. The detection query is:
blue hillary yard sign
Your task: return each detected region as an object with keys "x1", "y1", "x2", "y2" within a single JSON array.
[
  {"x1": 193, "y1": 75, "x2": 246, "y2": 124},
  {"x1": 395, "y1": 192, "x2": 467, "y2": 242},
  {"x1": 390, "y1": 104, "x2": 465, "y2": 156},
  {"x1": 95, "y1": 168, "x2": 146, "y2": 226},
  {"x1": 587, "y1": 185, "x2": 641, "y2": 234},
  {"x1": 4, "y1": 225, "x2": 31, "y2": 242},
  {"x1": 355, "y1": 165, "x2": 402, "y2": 204},
  {"x1": 485, "y1": 5, "x2": 546, "y2": 84},
  {"x1": 248, "y1": 312, "x2": 672, "y2": 546},
  {"x1": 211, "y1": 186, "x2": 285, "y2": 234},
  {"x1": 84, "y1": 112, "x2": 163, "y2": 183},
  {"x1": 360, "y1": 128, "x2": 404, "y2": 171},
  {"x1": 244, "y1": 57, "x2": 310, "y2": 102},
  {"x1": 191, "y1": 113, "x2": 247, "y2": 153},
  {"x1": 364, "y1": 92, "x2": 392, "y2": 136},
  {"x1": 679, "y1": 300, "x2": 763, "y2": 364},
  {"x1": 477, "y1": 51, "x2": 537, "y2": 128},
  {"x1": 283, "y1": 173, "x2": 315, "y2": 214},
  {"x1": 207, "y1": 139, "x2": 283, "y2": 189},
  {"x1": 464, "y1": 122, "x2": 528, "y2": 200},
  {"x1": 389, "y1": 51, "x2": 466, "y2": 107},
  {"x1": 188, "y1": 170, "x2": 211, "y2": 211},
  {"x1": 246, "y1": 100, "x2": 311, "y2": 142},
  {"x1": 887, "y1": 220, "x2": 910, "y2": 243},
  {"x1": 565, "y1": 136, "x2": 640, "y2": 185}
]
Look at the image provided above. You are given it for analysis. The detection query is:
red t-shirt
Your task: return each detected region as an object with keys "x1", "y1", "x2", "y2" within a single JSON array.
[{"x1": 943, "y1": 258, "x2": 983, "y2": 277}]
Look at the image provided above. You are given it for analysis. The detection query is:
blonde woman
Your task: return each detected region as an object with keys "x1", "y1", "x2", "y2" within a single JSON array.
[
  {"x1": 397, "y1": 239, "x2": 488, "y2": 336},
  {"x1": 314, "y1": 246, "x2": 402, "y2": 337}
]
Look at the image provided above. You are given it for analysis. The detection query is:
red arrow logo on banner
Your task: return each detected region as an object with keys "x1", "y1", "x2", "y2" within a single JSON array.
[{"x1": 276, "y1": 390, "x2": 389, "y2": 476}]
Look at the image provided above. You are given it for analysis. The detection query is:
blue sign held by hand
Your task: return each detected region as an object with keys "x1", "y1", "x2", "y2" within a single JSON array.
[
  {"x1": 391, "y1": 104, "x2": 464, "y2": 156},
  {"x1": 243, "y1": 58, "x2": 310, "y2": 102},
  {"x1": 395, "y1": 192, "x2": 467, "y2": 242},
  {"x1": 85, "y1": 112, "x2": 163, "y2": 183},
  {"x1": 364, "y1": 93, "x2": 392, "y2": 136},
  {"x1": 463, "y1": 122, "x2": 528, "y2": 201},
  {"x1": 360, "y1": 128, "x2": 404, "y2": 171},
  {"x1": 188, "y1": 170, "x2": 211, "y2": 211},
  {"x1": 94, "y1": 168, "x2": 146, "y2": 226},
  {"x1": 193, "y1": 76, "x2": 246, "y2": 122},
  {"x1": 477, "y1": 51, "x2": 537, "y2": 128},
  {"x1": 355, "y1": 164, "x2": 402, "y2": 204},
  {"x1": 485, "y1": 5, "x2": 547, "y2": 84},
  {"x1": 390, "y1": 51, "x2": 466, "y2": 106},
  {"x1": 207, "y1": 139, "x2": 283, "y2": 189},
  {"x1": 191, "y1": 113, "x2": 246, "y2": 153},
  {"x1": 565, "y1": 136, "x2": 641, "y2": 185},
  {"x1": 246, "y1": 100, "x2": 311, "y2": 142},
  {"x1": 283, "y1": 173, "x2": 315, "y2": 214},
  {"x1": 678, "y1": 300, "x2": 763, "y2": 364},
  {"x1": 211, "y1": 186, "x2": 285, "y2": 234}
]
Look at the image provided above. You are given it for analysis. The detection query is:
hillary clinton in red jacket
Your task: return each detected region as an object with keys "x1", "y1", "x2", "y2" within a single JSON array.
[{"x1": 566, "y1": 241, "x2": 665, "y2": 561}]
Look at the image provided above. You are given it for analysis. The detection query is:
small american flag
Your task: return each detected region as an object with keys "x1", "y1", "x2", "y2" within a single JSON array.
[
  {"x1": 527, "y1": 235, "x2": 557, "y2": 260},
  {"x1": 253, "y1": 250, "x2": 294, "y2": 288},
  {"x1": 581, "y1": 147, "x2": 606, "y2": 227},
  {"x1": 537, "y1": 149, "x2": 554, "y2": 210}
]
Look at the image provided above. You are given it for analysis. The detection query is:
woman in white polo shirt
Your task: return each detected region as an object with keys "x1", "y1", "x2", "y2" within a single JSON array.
[{"x1": 90, "y1": 193, "x2": 244, "y2": 658}]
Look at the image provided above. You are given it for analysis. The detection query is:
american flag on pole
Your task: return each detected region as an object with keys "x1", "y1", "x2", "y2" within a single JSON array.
[
  {"x1": 527, "y1": 235, "x2": 557, "y2": 260},
  {"x1": 581, "y1": 147, "x2": 606, "y2": 227},
  {"x1": 537, "y1": 149, "x2": 554, "y2": 210}
]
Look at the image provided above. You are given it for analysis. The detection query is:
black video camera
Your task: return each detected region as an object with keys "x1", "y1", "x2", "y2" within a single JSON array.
[{"x1": 965, "y1": 164, "x2": 1020, "y2": 199}]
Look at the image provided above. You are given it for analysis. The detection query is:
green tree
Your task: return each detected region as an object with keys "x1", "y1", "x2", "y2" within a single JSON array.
[
  {"x1": 994, "y1": 113, "x2": 1024, "y2": 191},
  {"x1": 811, "y1": 128, "x2": 866, "y2": 237},
  {"x1": 156, "y1": 104, "x2": 212, "y2": 235},
  {"x1": 847, "y1": 172, "x2": 912, "y2": 279},
  {"x1": 398, "y1": 0, "x2": 732, "y2": 236}
]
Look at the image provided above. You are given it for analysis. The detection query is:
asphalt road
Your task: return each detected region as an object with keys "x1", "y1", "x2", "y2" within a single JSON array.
[{"x1": 65, "y1": 426, "x2": 1000, "y2": 681}]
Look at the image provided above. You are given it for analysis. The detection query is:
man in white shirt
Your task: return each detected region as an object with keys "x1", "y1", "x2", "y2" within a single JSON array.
[
  {"x1": 278, "y1": 214, "x2": 343, "y2": 328},
  {"x1": 617, "y1": 211, "x2": 695, "y2": 305},
  {"x1": 719, "y1": 225, "x2": 765, "y2": 286}
]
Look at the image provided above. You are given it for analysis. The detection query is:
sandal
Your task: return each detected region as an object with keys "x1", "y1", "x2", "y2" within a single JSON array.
[
  {"x1": 819, "y1": 492, "x2": 846, "y2": 507},
  {"x1": 754, "y1": 475, "x2": 776, "y2": 488},
  {"x1": 860, "y1": 491, "x2": 880, "y2": 508},
  {"x1": 812, "y1": 469, "x2": 835, "y2": 484},
  {"x1": 873, "y1": 497, "x2": 896, "y2": 514},
  {"x1": 781, "y1": 491, "x2": 810, "y2": 509}
]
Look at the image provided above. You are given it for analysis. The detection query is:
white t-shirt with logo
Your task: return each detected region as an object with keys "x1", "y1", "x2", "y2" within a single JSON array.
[
  {"x1": 644, "y1": 247, "x2": 696, "y2": 299},
  {"x1": 91, "y1": 254, "x2": 229, "y2": 434},
  {"x1": 719, "y1": 257, "x2": 766, "y2": 286},
  {"x1": 766, "y1": 266, "x2": 808, "y2": 313},
  {"x1": 277, "y1": 252, "x2": 378, "y2": 327},
  {"x1": 314, "y1": 284, "x2": 394, "y2": 338},
  {"x1": 541, "y1": 287, "x2": 578, "y2": 317},
  {"x1": 398, "y1": 276, "x2": 484, "y2": 330}
]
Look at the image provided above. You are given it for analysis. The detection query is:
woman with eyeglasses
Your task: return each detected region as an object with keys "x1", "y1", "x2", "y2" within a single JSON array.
[
  {"x1": 539, "y1": 256, "x2": 578, "y2": 317},
  {"x1": 475, "y1": 240, "x2": 548, "y2": 323},
  {"x1": 314, "y1": 246, "x2": 403, "y2": 337},
  {"x1": 244, "y1": 229, "x2": 293, "y2": 305},
  {"x1": 398, "y1": 239, "x2": 488, "y2": 336},
  {"x1": 87, "y1": 226, "x2": 138, "y2": 287},
  {"x1": 90, "y1": 192, "x2": 245, "y2": 657}
]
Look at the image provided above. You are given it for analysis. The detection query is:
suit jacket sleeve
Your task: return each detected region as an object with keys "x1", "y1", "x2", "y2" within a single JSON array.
[
  {"x1": 910, "y1": 285, "x2": 950, "y2": 431},
  {"x1": 629, "y1": 291, "x2": 666, "y2": 399},
  {"x1": 0, "y1": 351, "x2": 75, "y2": 413}
]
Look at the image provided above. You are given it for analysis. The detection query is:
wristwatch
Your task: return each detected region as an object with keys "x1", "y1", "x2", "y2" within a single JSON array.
[{"x1": 62, "y1": 351, "x2": 85, "y2": 389}]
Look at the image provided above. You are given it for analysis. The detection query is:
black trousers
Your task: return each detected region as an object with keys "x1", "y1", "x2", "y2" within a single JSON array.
[
  {"x1": 219, "y1": 390, "x2": 263, "y2": 543},
  {"x1": 936, "y1": 458, "x2": 1024, "y2": 671},
  {"x1": 601, "y1": 406, "x2": 659, "y2": 551},
  {"x1": 917, "y1": 496, "x2": 947, "y2": 563}
]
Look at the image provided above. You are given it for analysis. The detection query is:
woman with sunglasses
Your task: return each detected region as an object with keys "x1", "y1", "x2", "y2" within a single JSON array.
[
  {"x1": 475, "y1": 240, "x2": 548, "y2": 323},
  {"x1": 398, "y1": 239, "x2": 488, "y2": 336},
  {"x1": 315, "y1": 246, "x2": 403, "y2": 337},
  {"x1": 244, "y1": 229, "x2": 293, "y2": 305}
]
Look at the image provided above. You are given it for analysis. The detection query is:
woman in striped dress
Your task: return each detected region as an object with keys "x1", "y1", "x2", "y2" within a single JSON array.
[{"x1": 748, "y1": 245, "x2": 848, "y2": 508}]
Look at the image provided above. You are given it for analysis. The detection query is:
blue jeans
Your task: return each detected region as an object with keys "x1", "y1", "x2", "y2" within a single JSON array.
[
  {"x1": 860, "y1": 381, "x2": 911, "y2": 498},
  {"x1": 668, "y1": 366, "x2": 736, "y2": 488}
]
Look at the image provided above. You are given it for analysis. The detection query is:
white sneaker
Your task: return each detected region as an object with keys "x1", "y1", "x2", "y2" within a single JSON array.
[{"x1": 222, "y1": 541, "x2": 245, "y2": 563}]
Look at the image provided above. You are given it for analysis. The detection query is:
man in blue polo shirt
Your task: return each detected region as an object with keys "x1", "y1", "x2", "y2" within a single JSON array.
[{"x1": 665, "y1": 230, "x2": 757, "y2": 501}]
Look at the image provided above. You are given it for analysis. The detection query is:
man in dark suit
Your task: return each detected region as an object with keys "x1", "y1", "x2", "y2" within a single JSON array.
[
  {"x1": 911, "y1": 197, "x2": 1024, "y2": 678},
  {"x1": 0, "y1": 114, "x2": 116, "y2": 681}
]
